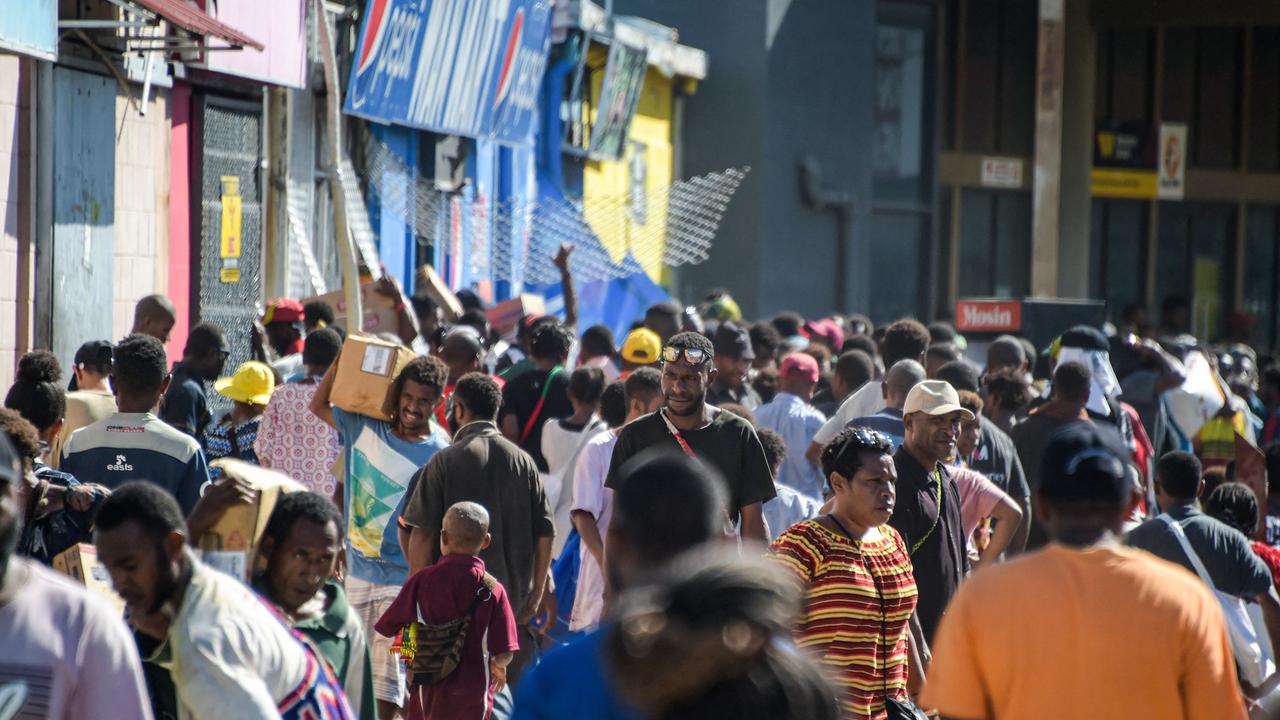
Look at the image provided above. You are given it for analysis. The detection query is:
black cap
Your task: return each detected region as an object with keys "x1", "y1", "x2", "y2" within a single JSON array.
[
  {"x1": 1040, "y1": 422, "x2": 1131, "y2": 503},
  {"x1": 1059, "y1": 325, "x2": 1109, "y2": 352},
  {"x1": 74, "y1": 340, "x2": 114, "y2": 368},
  {"x1": 712, "y1": 321, "x2": 755, "y2": 360}
]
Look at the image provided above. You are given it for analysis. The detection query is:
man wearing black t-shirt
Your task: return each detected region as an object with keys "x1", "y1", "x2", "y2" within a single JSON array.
[
  {"x1": 500, "y1": 323, "x2": 575, "y2": 472},
  {"x1": 604, "y1": 332, "x2": 776, "y2": 544}
]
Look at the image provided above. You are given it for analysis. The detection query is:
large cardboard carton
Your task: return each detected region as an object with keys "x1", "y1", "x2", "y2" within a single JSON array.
[
  {"x1": 415, "y1": 264, "x2": 464, "y2": 321},
  {"x1": 301, "y1": 282, "x2": 401, "y2": 335},
  {"x1": 53, "y1": 544, "x2": 126, "y2": 615},
  {"x1": 487, "y1": 294, "x2": 546, "y2": 337},
  {"x1": 199, "y1": 459, "x2": 305, "y2": 579},
  {"x1": 330, "y1": 334, "x2": 418, "y2": 422}
]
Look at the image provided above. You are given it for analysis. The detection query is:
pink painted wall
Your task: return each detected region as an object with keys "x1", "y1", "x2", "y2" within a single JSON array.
[
  {"x1": 166, "y1": 81, "x2": 191, "y2": 362},
  {"x1": 199, "y1": 0, "x2": 306, "y2": 89}
]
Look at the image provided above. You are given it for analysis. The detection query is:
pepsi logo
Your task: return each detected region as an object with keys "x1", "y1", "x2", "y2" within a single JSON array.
[
  {"x1": 493, "y1": 8, "x2": 525, "y2": 105},
  {"x1": 356, "y1": 0, "x2": 390, "y2": 75}
]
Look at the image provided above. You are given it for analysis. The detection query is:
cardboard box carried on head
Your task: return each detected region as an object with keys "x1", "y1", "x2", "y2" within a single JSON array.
[
  {"x1": 198, "y1": 459, "x2": 305, "y2": 580},
  {"x1": 53, "y1": 544, "x2": 126, "y2": 615},
  {"x1": 330, "y1": 333, "x2": 419, "y2": 422}
]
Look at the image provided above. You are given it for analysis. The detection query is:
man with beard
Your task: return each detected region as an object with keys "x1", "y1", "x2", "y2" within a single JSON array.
[
  {"x1": 0, "y1": 415, "x2": 151, "y2": 719},
  {"x1": 604, "y1": 332, "x2": 776, "y2": 544},
  {"x1": 95, "y1": 482, "x2": 354, "y2": 719}
]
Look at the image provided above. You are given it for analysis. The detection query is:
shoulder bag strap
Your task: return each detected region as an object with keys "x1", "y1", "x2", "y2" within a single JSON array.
[
  {"x1": 1157, "y1": 513, "x2": 1218, "y2": 590},
  {"x1": 659, "y1": 408, "x2": 698, "y2": 459},
  {"x1": 519, "y1": 367, "x2": 564, "y2": 445},
  {"x1": 909, "y1": 468, "x2": 944, "y2": 556}
]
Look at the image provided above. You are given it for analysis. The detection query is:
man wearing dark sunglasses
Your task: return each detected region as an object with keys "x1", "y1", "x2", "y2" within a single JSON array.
[{"x1": 604, "y1": 332, "x2": 777, "y2": 544}]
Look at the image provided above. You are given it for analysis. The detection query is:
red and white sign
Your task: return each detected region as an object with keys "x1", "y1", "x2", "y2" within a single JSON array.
[
  {"x1": 980, "y1": 157, "x2": 1024, "y2": 189},
  {"x1": 955, "y1": 300, "x2": 1022, "y2": 332}
]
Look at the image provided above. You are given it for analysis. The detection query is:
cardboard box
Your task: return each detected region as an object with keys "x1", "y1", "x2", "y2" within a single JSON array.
[
  {"x1": 415, "y1": 264, "x2": 464, "y2": 321},
  {"x1": 53, "y1": 544, "x2": 126, "y2": 615},
  {"x1": 199, "y1": 459, "x2": 305, "y2": 580},
  {"x1": 330, "y1": 334, "x2": 419, "y2": 422},
  {"x1": 301, "y1": 282, "x2": 401, "y2": 335},
  {"x1": 486, "y1": 294, "x2": 546, "y2": 337}
]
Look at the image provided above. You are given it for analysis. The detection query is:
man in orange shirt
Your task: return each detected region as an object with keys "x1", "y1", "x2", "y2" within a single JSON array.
[{"x1": 921, "y1": 423, "x2": 1245, "y2": 720}]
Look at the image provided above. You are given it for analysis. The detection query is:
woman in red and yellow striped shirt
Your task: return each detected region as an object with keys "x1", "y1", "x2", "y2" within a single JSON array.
[{"x1": 770, "y1": 426, "x2": 921, "y2": 720}]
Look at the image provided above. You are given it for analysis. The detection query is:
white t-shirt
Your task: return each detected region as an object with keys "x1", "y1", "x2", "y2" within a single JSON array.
[
  {"x1": 569, "y1": 429, "x2": 619, "y2": 632},
  {"x1": 812, "y1": 380, "x2": 887, "y2": 448},
  {"x1": 541, "y1": 416, "x2": 606, "y2": 559},
  {"x1": 0, "y1": 558, "x2": 152, "y2": 720},
  {"x1": 161, "y1": 555, "x2": 309, "y2": 719}
]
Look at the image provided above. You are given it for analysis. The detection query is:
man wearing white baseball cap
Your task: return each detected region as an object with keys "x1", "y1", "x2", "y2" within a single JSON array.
[{"x1": 889, "y1": 379, "x2": 973, "y2": 645}]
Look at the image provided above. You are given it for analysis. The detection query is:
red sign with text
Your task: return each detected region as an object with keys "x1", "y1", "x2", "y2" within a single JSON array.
[{"x1": 955, "y1": 300, "x2": 1022, "y2": 332}]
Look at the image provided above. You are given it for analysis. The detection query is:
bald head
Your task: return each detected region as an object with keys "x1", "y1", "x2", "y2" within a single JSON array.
[
  {"x1": 132, "y1": 295, "x2": 177, "y2": 344},
  {"x1": 883, "y1": 359, "x2": 926, "y2": 410},
  {"x1": 442, "y1": 501, "x2": 490, "y2": 554},
  {"x1": 986, "y1": 335, "x2": 1026, "y2": 374}
]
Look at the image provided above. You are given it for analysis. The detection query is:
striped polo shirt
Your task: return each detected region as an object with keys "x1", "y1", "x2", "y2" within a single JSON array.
[
  {"x1": 770, "y1": 520, "x2": 918, "y2": 719},
  {"x1": 61, "y1": 412, "x2": 210, "y2": 514}
]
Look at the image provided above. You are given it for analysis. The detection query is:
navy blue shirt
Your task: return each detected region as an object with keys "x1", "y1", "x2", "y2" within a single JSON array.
[
  {"x1": 161, "y1": 362, "x2": 212, "y2": 440},
  {"x1": 61, "y1": 412, "x2": 210, "y2": 514}
]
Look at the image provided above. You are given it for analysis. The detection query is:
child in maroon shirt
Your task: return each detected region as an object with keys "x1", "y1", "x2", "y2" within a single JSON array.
[{"x1": 376, "y1": 502, "x2": 519, "y2": 720}]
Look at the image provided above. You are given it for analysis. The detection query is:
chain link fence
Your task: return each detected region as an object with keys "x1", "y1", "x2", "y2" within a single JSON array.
[{"x1": 360, "y1": 132, "x2": 748, "y2": 286}]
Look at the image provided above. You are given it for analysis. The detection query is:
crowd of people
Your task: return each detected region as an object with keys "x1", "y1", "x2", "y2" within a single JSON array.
[{"x1": 4, "y1": 268, "x2": 1280, "y2": 719}]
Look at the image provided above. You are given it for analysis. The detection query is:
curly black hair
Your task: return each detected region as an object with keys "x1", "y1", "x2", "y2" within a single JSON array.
[
  {"x1": 600, "y1": 381, "x2": 627, "y2": 428},
  {"x1": 113, "y1": 334, "x2": 169, "y2": 396},
  {"x1": 756, "y1": 428, "x2": 787, "y2": 473},
  {"x1": 0, "y1": 407, "x2": 41, "y2": 469},
  {"x1": 1204, "y1": 482, "x2": 1259, "y2": 537},
  {"x1": 880, "y1": 319, "x2": 931, "y2": 367},
  {"x1": 821, "y1": 426, "x2": 893, "y2": 481},
  {"x1": 453, "y1": 372, "x2": 503, "y2": 420},
  {"x1": 666, "y1": 331, "x2": 714, "y2": 365},
  {"x1": 5, "y1": 351, "x2": 66, "y2": 432},
  {"x1": 568, "y1": 366, "x2": 606, "y2": 405},
  {"x1": 95, "y1": 481, "x2": 187, "y2": 541},
  {"x1": 303, "y1": 328, "x2": 343, "y2": 370},
  {"x1": 263, "y1": 490, "x2": 344, "y2": 544},
  {"x1": 389, "y1": 355, "x2": 449, "y2": 410},
  {"x1": 531, "y1": 322, "x2": 575, "y2": 361},
  {"x1": 303, "y1": 300, "x2": 336, "y2": 329}
]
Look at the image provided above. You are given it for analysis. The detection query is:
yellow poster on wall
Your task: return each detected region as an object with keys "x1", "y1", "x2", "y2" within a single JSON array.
[{"x1": 220, "y1": 175, "x2": 242, "y2": 283}]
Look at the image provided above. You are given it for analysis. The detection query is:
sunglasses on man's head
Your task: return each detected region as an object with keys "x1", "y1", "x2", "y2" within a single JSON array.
[{"x1": 662, "y1": 346, "x2": 708, "y2": 366}]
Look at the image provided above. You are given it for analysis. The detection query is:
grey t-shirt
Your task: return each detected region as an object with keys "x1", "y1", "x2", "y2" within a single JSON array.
[
  {"x1": 1126, "y1": 505, "x2": 1272, "y2": 599},
  {"x1": 970, "y1": 416, "x2": 1030, "y2": 500}
]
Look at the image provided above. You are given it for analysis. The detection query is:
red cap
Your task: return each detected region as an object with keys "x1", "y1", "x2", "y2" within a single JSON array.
[
  {"x1": 803, "y1": 318, "x2": 844, "y2": 349},
  {"x1": 263, "y1": 298, "x2": 304, "y2": 324},
  {"x1": 779, "y1": 352, "x2": 820, "y2": 384}
]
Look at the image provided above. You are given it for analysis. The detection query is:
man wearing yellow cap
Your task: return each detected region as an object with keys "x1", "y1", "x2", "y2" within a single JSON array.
[
  {"x1": 205, "y1": 361, "x2": 276, "y2": 467},
  {"x1": 618, "y1": 327, "x2": 661, "y2": 380}
]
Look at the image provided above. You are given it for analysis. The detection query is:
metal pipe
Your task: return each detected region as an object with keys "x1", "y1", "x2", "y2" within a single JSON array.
[{"x1": 798, "y1": 155, "x2": 854, "y2": 313}]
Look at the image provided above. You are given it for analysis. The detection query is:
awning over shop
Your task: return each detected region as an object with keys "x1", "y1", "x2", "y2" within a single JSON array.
[
  {"x1": 343, "y1": 0, "x2": 554, "y2": 146},
  {"x1": 129, "y1": 0, "x2": 262, "y2": 49},
  {"x1": 59, "y1": 0, "x2": 262, "y2": 53}
]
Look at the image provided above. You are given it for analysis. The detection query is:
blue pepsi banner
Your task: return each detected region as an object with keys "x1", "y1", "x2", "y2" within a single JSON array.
[{"x1": 345, "y1": 0, "x2": 553, "y2": 146}]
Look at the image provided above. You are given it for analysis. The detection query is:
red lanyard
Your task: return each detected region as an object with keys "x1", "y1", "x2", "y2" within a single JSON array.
[
  {"x1": 519, "y1": 367, "x2": 563, "y2": 445},
  {"x1": 659, "y1": 408, "x2": 697, "y2": 458}
]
